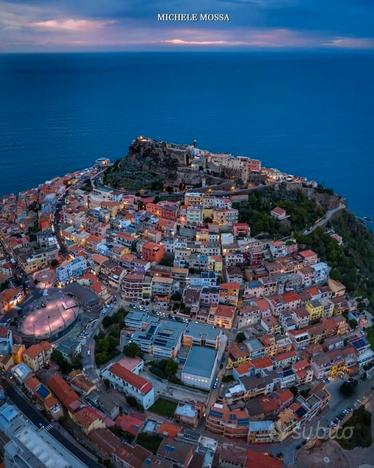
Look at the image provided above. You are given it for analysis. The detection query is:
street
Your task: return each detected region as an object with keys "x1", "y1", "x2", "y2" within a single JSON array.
[{"x1": 2, "y1": 378, "x2": 101, "y2": 467}]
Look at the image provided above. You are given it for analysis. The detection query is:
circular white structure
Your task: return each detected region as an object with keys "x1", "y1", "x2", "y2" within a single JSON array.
[{"x1": 20, "y1": 292, "x2": 81, "y2": 340}]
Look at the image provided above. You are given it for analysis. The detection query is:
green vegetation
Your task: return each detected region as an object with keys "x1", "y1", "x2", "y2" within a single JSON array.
[
  {"x1": 95, "y1": 308, "x2": 128, "y2": 365},
  {"x1": 126, "y1": 396, "x2": 144, "y2": 412},
  {"x1": 234, "y1": 187, "x2": 324, "y2": 237},
  {"x1": 95, "y1": 331, "x2": 120, "y2": 366},
  {"x1": 102, "y1": 307, "x2": 127, "y2": 329},
  {"x1": 103, "y1": 158, "x2": 164, "y2": 191},
  {"x1": 123, "y1": 342, "x2": 141, "y2": 358},
  {"x1": 297, "y1": 210, "x2": 374, "y2": 308},
  {"x1": 235, "y1": 186, "x2": 374, "y2": 309},
  {"x1": 149, "y1": 358, "x2": 180, "y2": 383},
  {"x1": 339, "y1": 379, "x2": 358, "y2": 397},
  {"x1": 367, "y1": 326, "x2": 374, "y2": 350},
  {"x1": 136, "y1": 433, "x2": 163, "y2": 454},
  {"x1": 337, "y1": 406, "x2": 372, "y2": 450},
  {"x1": 51, "y1": 350, "x2": 82, "y2": 374},
  {"x1": 236, "y1": 332, "x2": 246, "y2": 343},
  {"x1": 110, "y1": 426, "x2": 135, "y2": 443},
  {"x1": 149, "y1": 398, "x2": 178, "y2": 418},
  {"x1": 222, "y1": 374, "x2": 234, "y2": 383}
]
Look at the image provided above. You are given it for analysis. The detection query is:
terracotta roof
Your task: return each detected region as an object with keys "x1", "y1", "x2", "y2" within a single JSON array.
[
  {"x1": 74, "y1": 406, "x2": 105, "y2": 431},
  {"x1": 88, "y1": 428, "x2": 122, "y2": 457},
  {"x1": 0, "y1": 326, "x2": 10, "y2": 338},
  {"x1": 251, "y1": 356, "x2": 273, "y2": 369},
  {"x1": 282, "y1": 291, "x2": 301, "y2": 303},
  {"x1": 300, "y1": 249, "x2": 317, "y2": 258},
  {"x1": 0, "y1": 287, "x2": 22, "y2": 303},
  {"x1": 275, "y1": 350, "x2": 297, "y2": 361},
  {"x1": 215, "y1": 304, "x2": 236, "y2": 318},
  {"x1": 24, "y1": 341, "x2": 52, "y2": 360},
  {"x1": 158, "y1": 422, "x2": 182, "y2": 438},
  {"x1": 24, "y1": 375, "x2": 41, "y2": 392},
  {"x1": 220, "y1": 282, "x2": 241, "y2": 290},
  {"x1": 246, "y1": 450, "x2": 283, "y2": 468},
  {"x1": 115, "y1": 415, "x2": 143, "y2": 436},
  {"x1": 47, "y1": 374, "x2": 80, "y2": 411},
  {"x1": 109, "y1": 363, "x2": 153, "y2": 395},
  {"x1": 235, "y1": 361, "x2": 254, "y2": 375}
]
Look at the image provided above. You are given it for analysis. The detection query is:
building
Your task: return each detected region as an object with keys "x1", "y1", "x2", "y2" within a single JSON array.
[
  {"x1": 56, "y1": 256, "x2": 88, "y2": 284},
  {"x1": 270, "y1": 207, "x2": 288, "y2": 221},
  {"x1": 121, "y1": 272, "x2": 145, "y2": 303},
  {"x1": 0, "y1": 288, "x2": 24, "y2": 314},
  {"x1": 11, "y1": 363, "x2": 33, "y2": 384},
  {"x1": 72, "y1": 406, "x2": 106, "y2": 434},
  {"x1": 206, "y1": 403, "x2": 249, "y2": 438},
  {"x1": 0, "y1": 403, "x2": 86, "y2": 468},
  {"x1": 0, "y1": 327, "x2": 13, "y2": 355},
  {"x1": 101, "y1": 363, "x2": 155, "y2": 409},
  {"x1": 183, "y1": 322, "x2": 223, "y2": 348},
  {"x1": 175, "y1": 403, "x2": 200, "y2": 428},
  {"x1": 208, "y1": 304, "x2": 236, "y2": 329},
  {"x1": 47, "y1": 374, "x2": 81, "y2": 412},
  {"x1": 131, "y1": 319, "x2": 186, "y2": 358},
  {"x1": 248, "y1": 420, "x2": 276, "y2": 443},
  {"x1": 142, "y1": 241, "x2": 165, "y2": 263},
  {"x1": 22, "y1": 341, "x2": 52, "y2": 372},
  {"x1": 156, "y1": 438, "x2": 194, "y2": 467},
  {"x1": 4, "y1": 424, "x2": 87, "y2": 467},
  {"x1": 181, "y1": 346, "x2": 219, "y2": 390}
]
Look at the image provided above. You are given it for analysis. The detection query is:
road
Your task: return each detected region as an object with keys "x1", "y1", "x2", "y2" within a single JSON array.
[
  {"x1": 81, "y1": 316, "x2": 104, "y2": 382},
  {"x1": 142, "y1": 368, "x2": 209, "y2": 404},
  {"x1": 270, "y1": 374, "x2": 374, "y2": 466},
  {"x1": 303, "y1": 203, "x2": 345, "y2": 235},
  {"x1": 2, "y1": 378, "x2": 101, "y2": 467}
]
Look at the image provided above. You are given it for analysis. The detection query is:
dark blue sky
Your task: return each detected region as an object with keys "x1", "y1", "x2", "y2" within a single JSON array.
[{"x1": 0, "y1": 0, "x2": 373, "y2": 51}]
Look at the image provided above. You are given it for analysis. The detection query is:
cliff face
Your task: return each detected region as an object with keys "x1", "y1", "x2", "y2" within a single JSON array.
[
  {"x1": 127, "y1": 136, "x2": 193, "y2": 172},
  {"x1": 103, "y1": 136, "x2": 197, "y2": 191}
]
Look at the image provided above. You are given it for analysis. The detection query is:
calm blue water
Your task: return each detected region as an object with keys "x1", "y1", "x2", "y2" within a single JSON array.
[{"x1": 0, "y1": 52, "x2": 373, "y2": 217}]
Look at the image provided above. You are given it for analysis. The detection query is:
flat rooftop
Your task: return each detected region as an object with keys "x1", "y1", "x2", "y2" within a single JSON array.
[
  {"x1": 182, "y1": 346, "x2": 217, "y2": 378},
  {"x1": 184, "y1": 322, "x2": 221, "y2": 342}
]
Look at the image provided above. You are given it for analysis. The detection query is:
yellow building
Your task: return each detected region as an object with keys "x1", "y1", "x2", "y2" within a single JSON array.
[
  {"x1": 12, "y1": 344, "x2": 26, "y2": 364},
  {"x1": 208, "y1": 255, "x2": 222, "y2": 273},
  {"x1": 306, "y1": 299, "x2": 324, "y2": 321},
  {"x1": 23, "y1": 341, "x2": 52, "y2": 372}
]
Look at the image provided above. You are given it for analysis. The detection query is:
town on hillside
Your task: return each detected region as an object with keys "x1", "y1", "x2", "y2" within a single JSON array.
[{"x1": 0, "y1": 137, "x2": 373, "y2": 468}]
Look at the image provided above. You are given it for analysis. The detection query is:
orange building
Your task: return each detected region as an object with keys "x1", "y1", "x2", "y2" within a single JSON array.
[{"x1": 142, "y1": 241, "x2": 165, "y2": 263}]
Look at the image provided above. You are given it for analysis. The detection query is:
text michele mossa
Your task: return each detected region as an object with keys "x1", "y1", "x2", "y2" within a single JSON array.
[{"x1": 157, "y1": 13, "x2": 230, "y2": 22}]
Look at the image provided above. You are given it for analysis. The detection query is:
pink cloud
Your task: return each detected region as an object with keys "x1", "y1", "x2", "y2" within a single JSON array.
[
  {"x1": 30, "y1": 18, "x2": 116, "y2": 32},
  {"x1": 163, "y1": 28, "x2": 317, "y2": 48},
  {"x1": 324, "y1": 37, "x2": 374, "y2": 49}
]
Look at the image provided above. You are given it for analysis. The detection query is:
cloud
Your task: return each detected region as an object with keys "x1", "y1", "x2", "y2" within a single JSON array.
[
  {"x1": 325, "y1": 36, "x2": 374, "y2": 50},
  {"x1": 30, "y1": 18, "x2": 116, "y2": 31},
  {"x1": 0, "y1": 0, "x2": 374, "y2": 51},
  {"x1": 163, "y1": 28, "x2": 317, "y2": 49}
]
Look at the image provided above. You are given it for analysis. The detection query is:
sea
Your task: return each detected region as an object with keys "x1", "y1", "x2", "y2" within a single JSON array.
[{"x1": 0, "y1": 52, "x2": 373, "y2": 219}]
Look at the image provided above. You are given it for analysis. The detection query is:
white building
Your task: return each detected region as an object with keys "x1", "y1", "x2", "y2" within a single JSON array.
[
  {"x1": 101, "y1": 363, "x2": 155, "y2": 409},
  {"x1": 56, "y1": 256, "x2": 88, "y2": 284},
  {"x1": 181, "y1": 346, "x2": 219, "y2": 390}
]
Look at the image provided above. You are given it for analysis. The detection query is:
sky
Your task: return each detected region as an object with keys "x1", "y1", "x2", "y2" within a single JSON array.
[{"x1": 0, "y1": 0, "x2": 374, "y2": 52}]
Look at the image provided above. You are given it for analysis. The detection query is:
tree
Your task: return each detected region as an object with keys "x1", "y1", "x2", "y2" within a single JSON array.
[
  {"x1": 51, "y1": 350, "x2": 73, "y2": 374},
  {"x1": 236, "y1": 332, "x2": 246, "y2": 343},
  {"x1": 123, "y1": 342, "x2": 140, "y2": 358},
  {"x1": 102, "y1": 315, "x2": 113, "y2": 328},
  {"x1": 340, "y1": 379, "x2": 358, "y2": 397},
  {"x1": 164, "y1": 358, "x2": 178, "y2": 378},
  {"x1": 171, "y1": 291, "x2": 182, "y2": 302}
]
